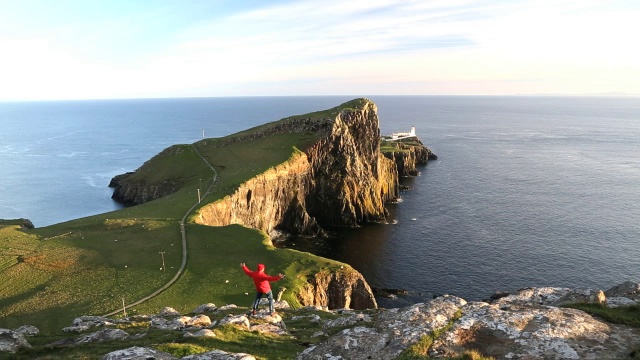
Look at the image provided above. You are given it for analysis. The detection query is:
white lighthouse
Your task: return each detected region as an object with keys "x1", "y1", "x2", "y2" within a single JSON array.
[{"x1": 390, "y1": 126, "x2": 417, "y2": 141}]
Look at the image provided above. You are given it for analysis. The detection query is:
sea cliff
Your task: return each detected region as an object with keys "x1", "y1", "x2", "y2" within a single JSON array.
[
  {"x1": 192, "y1": 99, "x2": 404, "y2": 237},
  {"x1": 108, "y1": 98, "x2": 435, "y2": 311}
]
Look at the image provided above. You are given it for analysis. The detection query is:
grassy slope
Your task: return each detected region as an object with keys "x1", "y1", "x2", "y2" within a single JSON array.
[{"x1": 0, "y1": 100, "x2": 367, "y2": 334}]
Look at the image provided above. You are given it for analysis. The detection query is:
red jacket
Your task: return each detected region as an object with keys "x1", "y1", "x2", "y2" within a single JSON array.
[{"x1": 242, "y1": 264, "x2": 283, "y2": 293}]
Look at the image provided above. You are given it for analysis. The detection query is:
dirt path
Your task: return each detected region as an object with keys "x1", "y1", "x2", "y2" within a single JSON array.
[{"x1": 104, "y1": 144, "x2": 217, "y2": 316}]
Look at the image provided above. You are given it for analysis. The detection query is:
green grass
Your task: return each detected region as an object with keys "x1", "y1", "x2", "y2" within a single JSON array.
[
  {"x1": 563, "y1": 303, "x2": 640, "y2": 328},
  {"x1": 0, "y1": 99, "x2": 370, "y2": 336}
]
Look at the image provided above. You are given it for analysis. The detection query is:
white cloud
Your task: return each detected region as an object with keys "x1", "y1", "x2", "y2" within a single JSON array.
[{"x1": 0, "y1": 0, "x2": 639, "y2": 99}]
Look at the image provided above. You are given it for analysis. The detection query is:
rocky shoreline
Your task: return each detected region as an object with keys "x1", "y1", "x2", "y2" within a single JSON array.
[{"x1": 3, "y1": 281, "x2": 639, "y2": 359}]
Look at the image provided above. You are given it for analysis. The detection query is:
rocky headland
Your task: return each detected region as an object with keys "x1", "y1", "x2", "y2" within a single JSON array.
[
  {"x1": 3, "y1": 281, "x2": 639, "y2": 359},
  {"x1": 108, "y1": 99, "x2": 436, "y2": 310},
  {"x1": 109, "y1": 99, "x2": 435, "y2": 237}
]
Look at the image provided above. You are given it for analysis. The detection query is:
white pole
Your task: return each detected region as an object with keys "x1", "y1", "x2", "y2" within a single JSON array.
[
  {"x1": 122, "y1": 297, "x2": 127, "y2": 317},
  {"x1": 159, "y1": 252, "x2": 166, "y2": 271},
  {"x1": 197, "y1": 188, "x2": 201, "y2": 203},
  {"x1": 202, "y1": 129, "x2": 205, "y2": 138}
]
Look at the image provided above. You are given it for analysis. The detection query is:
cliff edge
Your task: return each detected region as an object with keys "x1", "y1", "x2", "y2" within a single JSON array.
[
  {"x1": 107, "y1": 99, "x2": 436, "y2": 311},
  {"x1": 193, "y1": 98, "x2": 400, "y2": 237}
]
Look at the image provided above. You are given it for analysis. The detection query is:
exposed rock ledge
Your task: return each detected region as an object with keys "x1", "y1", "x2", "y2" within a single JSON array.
[
  {"x1": 381, "y1": 138, "x2": 437, "y2": 177},
  {"x1": 296, "y1": 269, "x2": 377, "y2": 310},
  {"x1": 4, "y1": 282, "x2": 639, "y2": 359}
]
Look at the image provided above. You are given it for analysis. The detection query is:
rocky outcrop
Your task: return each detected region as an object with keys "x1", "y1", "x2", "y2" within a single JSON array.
[
  {"x1": 298, "y1": 295, "x2": 465, "y2": 359},
  {"x1": 428, "y1": 287, "x2": 640, "y2": 359},
  {"x1": 195, "y1": 99, "x2": 399, "y2": 236},
  {"x1": 0, "y1": 219, "x2": 34, "y2": 230},
  {"x1": 110, "y1": 173, "x2": 183, "y2": 206},
  {"x1": 195, "y1": 152, "x2": 325, "y2": 236},
  {"x1": 381, "y1": 139, "x2": 437, "y2": 177},
  {"x1": 109, "y1": 146, "x2": 193, "y2": 205},
  {"x1": 103, "y1": 346, "x2": 178, "y2": 360},
  {"x1": 295, "y1": 269, "x2": 377, "y2": 310},
  {"x1": 302, "y1": 284, "x2": 640, "y2": 360},
  {"x1": 0, "y1": 328, "x2": 31, "y2": 353},
  {"x1": 6, "y1": 282, "x2": 640, "y2": 359}
]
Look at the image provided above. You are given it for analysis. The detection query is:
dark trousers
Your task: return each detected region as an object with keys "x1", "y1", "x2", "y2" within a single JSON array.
[{"x1": 252, "y1": 290, "x2": 274, "y2": 313}]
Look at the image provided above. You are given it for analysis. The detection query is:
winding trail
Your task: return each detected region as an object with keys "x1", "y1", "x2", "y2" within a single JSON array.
[{"x1": 104, "y1": 144, "x2": 216, "y2": 317}]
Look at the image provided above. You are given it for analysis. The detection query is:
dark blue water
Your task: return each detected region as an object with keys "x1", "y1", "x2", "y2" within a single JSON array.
[
  {"x1": 0, "y1": 97, "x2": 353, "y2": 226},
  {"x1": 1, "y1": 96, "x2": 639, "y2": 303},
  {"x1": 299, "y1": 96, "x2": 640, "y2": 304}
]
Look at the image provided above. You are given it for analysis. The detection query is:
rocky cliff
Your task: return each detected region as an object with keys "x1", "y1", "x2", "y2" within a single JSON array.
[
  {"x1": 106, "y1": 99, "x2": 435, "y2": 312},
  {"x1": 296, "y1": 269, "x2": 378, "y2": 310},
  {"x1": 194, "y1": 99, "x2": 400, "y2": 236},
  {"x1": 109, "y1": 146, "x2": 189, "y2": 205},
  {"x1": 381, "y1": 138, "x2": 437, "y2": 177}
]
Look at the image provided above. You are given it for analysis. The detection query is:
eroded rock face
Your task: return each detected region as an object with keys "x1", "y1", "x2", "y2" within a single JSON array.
[
  {"x1": 195, "y1": 152, "x2": 322, "y2": 236},
  {"x1": 63, "y1": 315, "x2": 115, "y2": 333},
  {"x1": 296, "y1": 269, "x2": 378, "y2": 310},
  {"x1": 75, "y1": 328, "x2": 130, "y2": 344},
  {"x1": 195, "y1": 100, "x2": 399, "y2": 236},
  {"x1": 0, "y1": 328, "x2": 31, "y2": 353},
  {"x1": 302, "y1": 102, "x2": 398, "y2": 229},
  {"x1": 181, "y1": 350, "x2": 256, "y2": 360},
  {"x1": 494, "y1": 287, "x2": 607, "y2": 307},
  {"x1": 381, "y1": 139, "x2": 436, "y2": 177},
  {"x1": 102, "y1": 346, "x2": 177, "y2": 360},
  {"x1": 218, "y1": 315, "x2": 250, "y2": 330},
  {"x1": 14, "y1": 325, "x2": 39, "y2": 336},
  {"x1": 109, "y1": 145, "x2": 192, "y2": 205},
  {"x1": 430, "y1": 301, "x2": 640, "y2": 360},
  {"x1": 193, "y1": 303, "x2": 218, "y2": 314},
  {"x1": 298, "y1": 295, "x2": 466, "y2": 360}
]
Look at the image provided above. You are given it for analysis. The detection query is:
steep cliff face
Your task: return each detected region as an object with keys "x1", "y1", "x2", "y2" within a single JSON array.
[
  {"x1": 109, "y1": 174, "x2": 182, "y2": 206},
  {"x1": 303, "y1": 102, "x2": 398, "y2": 227},
  {"x1": 108, "y1": 99, "x2": 412, "y2": 310},
  {"x1": 296, "y1": 269, "x2": 378, "y2": 310},
  {"x1": 109, "y1": 146, "x2": 188, "y2": 205},
  {"x1": 194, "y1": 99, "x2": 399, "y2": 236},
  {"x1": 195, "y1": 151, "x2": 324, "y2": 236},
  {"x1": 381, "y1": 139, "x2": 437, "y2": 177}
]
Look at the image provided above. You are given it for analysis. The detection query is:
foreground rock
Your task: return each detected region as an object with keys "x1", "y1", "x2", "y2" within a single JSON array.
[
  {"x1": 430, "y1": 302, "x2": 638, "y2": 359},
  {"x1": 103, "y1": 346, "x2": 177, "y2": 360},
  {"x1": 298, "y1": 295, "x2": 466, "y2": 359},
  {"x1": 5, "y1": 282, "x2": 640, "y2": 359},
  {"x1": 0, "y1": 329, "x2": 31, "y2": 353},
  {"x1": 301, "y1": 283, "x2": 640, "y2": 360},
  {"x1": 296, "y1": 268, "x2": 378, "y2": 310}
]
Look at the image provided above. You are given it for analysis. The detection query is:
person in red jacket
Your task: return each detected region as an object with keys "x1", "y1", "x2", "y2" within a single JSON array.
[{"x1": 241, "y1": 263, "x2": 285, "y2": 315}]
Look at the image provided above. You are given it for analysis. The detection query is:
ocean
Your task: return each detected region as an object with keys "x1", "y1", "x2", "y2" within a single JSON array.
[{"x1": 1, "y1": 96, "x2": 639, "y2": 304}]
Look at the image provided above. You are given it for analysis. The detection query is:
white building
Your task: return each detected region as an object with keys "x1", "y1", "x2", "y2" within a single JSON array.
[{"x1": 391, "y1": 126, "x2": 416, "y2": 140}]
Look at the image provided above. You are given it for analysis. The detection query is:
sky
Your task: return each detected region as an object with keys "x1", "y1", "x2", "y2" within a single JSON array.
[{"x1": 0, "y1": 0, "x2": 639, "y2": 100}]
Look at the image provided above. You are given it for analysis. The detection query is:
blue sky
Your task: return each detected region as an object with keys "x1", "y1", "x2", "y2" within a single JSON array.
[{"x1": 0, "y1": 0, "x2": 638, "y2": 100}]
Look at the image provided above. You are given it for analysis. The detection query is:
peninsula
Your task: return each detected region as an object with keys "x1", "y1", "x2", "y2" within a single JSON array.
[
  {"x1": 3, "y1": 99, "x2": 638, "y2": 359},
  {"x1": 0, "y1": 98, "x2": 434, "y2": 331}
]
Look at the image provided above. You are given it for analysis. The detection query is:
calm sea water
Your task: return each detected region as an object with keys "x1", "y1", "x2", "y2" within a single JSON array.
[{"x1": 2, "y1": 96, "x2": 639, "y2": 304}]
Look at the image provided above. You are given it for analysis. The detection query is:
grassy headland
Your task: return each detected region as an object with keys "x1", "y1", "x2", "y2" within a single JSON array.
[{"x1": 0, "y1": 101, "x2": 363, "y2": 334}]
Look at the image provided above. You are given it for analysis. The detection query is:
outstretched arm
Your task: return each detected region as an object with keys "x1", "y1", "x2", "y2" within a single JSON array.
[
  {"x1": 266, "y1": 273, "x2": 285, "y2": 282},
  {"x1": 240, "y1": 263, "x2": 252, "y2": 276}
]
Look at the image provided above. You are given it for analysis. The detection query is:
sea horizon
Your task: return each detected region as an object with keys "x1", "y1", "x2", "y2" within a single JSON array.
[{"x1": 1, "y1": 95, "x2": 638, "y2": 303}]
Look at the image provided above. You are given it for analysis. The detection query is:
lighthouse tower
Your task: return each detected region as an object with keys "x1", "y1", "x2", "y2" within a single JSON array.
[{"x1": 410, "y1": 126, "x2": 416, "y2": 137}]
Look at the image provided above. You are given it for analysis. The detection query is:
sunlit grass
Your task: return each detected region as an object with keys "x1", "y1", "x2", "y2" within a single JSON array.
[{"x1": 0, "y1": 99, "x2": 366, "y2": 336}]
